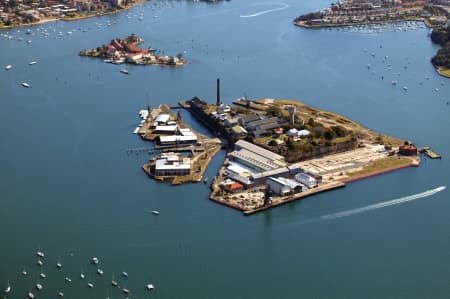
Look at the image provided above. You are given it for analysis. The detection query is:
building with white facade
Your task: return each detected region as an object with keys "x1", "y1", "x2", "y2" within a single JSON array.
[
  {"x1": 295, "y1": 173, "x2": 317, "y2": 189},
  {"x1": 154, "y1": 154, "x2": 191, "y2": 176}
]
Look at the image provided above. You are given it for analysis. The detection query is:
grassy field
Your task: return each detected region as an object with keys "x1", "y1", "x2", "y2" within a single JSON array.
[
  {"x1": 347, "y1": 156, "x2": 413, "y2": 178},
  {"x1": 273, "y1": 99, "x2": 404, "y2": 146}
]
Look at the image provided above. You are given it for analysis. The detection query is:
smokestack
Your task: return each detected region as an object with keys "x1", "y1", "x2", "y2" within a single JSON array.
[{"x1": 216, "y1": 78, "x2": 221, "y2": 106}]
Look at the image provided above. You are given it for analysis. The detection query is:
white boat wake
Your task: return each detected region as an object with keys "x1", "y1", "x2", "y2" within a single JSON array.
[
  {"x1": 240, "y1": 3, "x2": 289, "y2": 18},
  {"x1": 320, "y1": 186, "x2": 446, "y2": 220}
]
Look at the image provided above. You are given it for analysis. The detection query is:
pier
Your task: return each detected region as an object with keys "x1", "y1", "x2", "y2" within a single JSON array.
[{"x1": 419, "y1": 147, "x2": 441, "y2": 159}]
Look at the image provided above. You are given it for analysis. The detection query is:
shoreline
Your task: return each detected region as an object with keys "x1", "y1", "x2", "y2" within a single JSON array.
[
  {"x1": 341, "y1": 158, "x2": 419, "y2": 184},
  {"x1": 294, "y1": 17, "x2": 426, "y2": 29},
  {"x1": 0, "y1": 0, "x2": 147, "y2": 29},
  {"x1": 435, "y1": 67, "x2": 450, "y2": 79}
]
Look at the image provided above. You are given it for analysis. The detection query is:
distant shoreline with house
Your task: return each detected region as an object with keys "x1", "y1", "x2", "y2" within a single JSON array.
[
  {"x1": 0, "y1": 0, "x2": 147, "y2": 28},
  {"x1": 79, "y1": 34, "x2": 186, "y2": 66},
  {"x1": 293, "y1": 0, "x2": 449, "y2": 29},
  {"x1": 0, "y1": 0, "x2": 228, "y2": 29}
]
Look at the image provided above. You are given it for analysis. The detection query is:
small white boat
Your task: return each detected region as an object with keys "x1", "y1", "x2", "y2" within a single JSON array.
[
  {"x1": 111, "y1": 273, "x2": 118, "y2": 286},
  {"x1": 57, "y1": 256, "x2": 62, "y2": 268},
  {"x1": 403, "y1": 86, "x2": 408, "y2": 91},
  {"x1": 122, "y1": 271, "x2": 129, "y2": 277},
  {"x1": 133, "y1": 127, "x2": 140, "y2": 134},
  {"x1": 152, "y1": 210, "x2": 160, "y2": 215},
  {"x1": 22, "y1": 267, "x2": 28, "y2": 276},
  {"x1": 37, "y1": 251, "x2": 44, "y2": 258},
  {"x1": 35, "y1": 283, "x2": 43, "y2": 291},
  {"x1": 120, "y1": 69, "x2": 129, "y2": 75},
  {"x1": 5, "y1": 65, "x2": 12, "y2": 70},
  {"x1": 146, "y1": 283, "x2": 154, "y2": 290},
  {"x1": 29, "y1": 61, "x2": 37, "y2": 65},
  {"x1": 122, "y1": 288, "x2": 130, "y2": 294},
  {"x1": 40, "y1": 272, "x2": 46, "y2": 279},
  {"x1": 87, "y1": 282, "x2": 94, "y2": 288},
  {"x1": 92, "y1": 257, "x2": 99, "y2": 264},
  {"x1": 21, "y1": 82, "x2": 31, "y2": 88},
  {"x1": 65, "y1": 277, "x2": 72, "y2": 282},
  {"x1": 58, "y1": 291, "x2": 64, "y2": 297},
  {"x1": 391, "y1": 80, "x2": 397, "y2": 85},
  {"x1": 5, "y1": 281, "x2": 11, "y2": 293},
  {"x1": 80, "y1": 269, "x2": 85, "y2": 279},
  {"x1": 37, "y1": 259, "x2": 43, "y2": 266},
  {"x1": 28, "y1": 291, "x2": 35, "y2": 298},
  {"x1": 97, "y1": 268, "x2": 104, "y2": 275}
]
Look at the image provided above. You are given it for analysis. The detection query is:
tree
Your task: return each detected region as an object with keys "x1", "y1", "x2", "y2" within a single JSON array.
[
  {"x1": 324, "y1": 129, "x2": 336, "y2": 140},
  {"x1": 331, "y1": 125, "x2": 347, "y2": 137},
  {"x1": 268, "y1": 139, "x2": 278, "y2": 147},
  {"x1": 266, "y1": 106, "x2": 281, "y2": 117}
]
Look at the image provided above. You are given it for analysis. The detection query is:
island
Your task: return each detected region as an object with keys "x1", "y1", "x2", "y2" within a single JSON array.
[
  {"x1": 293, "y1": 0, "x2": 449, "y2": 28},
  {"x1": 133, "y1": 79, "x2": 440, "y2": 215},
  {"x1": 79, "y1": 34, "x2": 186, "y2": 66}
]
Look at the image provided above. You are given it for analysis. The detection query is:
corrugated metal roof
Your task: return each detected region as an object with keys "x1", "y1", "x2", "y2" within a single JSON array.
[
  {"x1": 155, "y1": 114, "x2": 170, "y2": 123},
  {"x1": 235, "y1": 140, "x2": 285, "y2": 162}
]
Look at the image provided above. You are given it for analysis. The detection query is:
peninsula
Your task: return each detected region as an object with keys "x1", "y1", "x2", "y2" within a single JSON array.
[
  {"x1": 79, "y1": 34, "x2": 186, "y2": 66},
  {"x1": 134, "y1": 80, "x2": 439, "y2": 215},
  {"x1": 431, "y1": 24, "x2": 450, "y2": 78},
  {"x1": 293, "y1": 0, "x2": 449, "y2": 29}
]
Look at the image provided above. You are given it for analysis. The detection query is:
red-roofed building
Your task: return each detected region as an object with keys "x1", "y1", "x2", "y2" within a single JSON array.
[
  {"x1": 399, "y1": 144, "x2": 417, "y2": 156},
  {"x1": 110, "y1": 39, "x2": 124, "y2": 51},
  {"x1": 274, "y1": 127, "x2": 284, "y2": 135},
  {"x1": 225, "y1": 182, "x2": 244, "y2": 193},
  {"x1": 125, "y1": 43, "x2": 143, "y2": 53}
]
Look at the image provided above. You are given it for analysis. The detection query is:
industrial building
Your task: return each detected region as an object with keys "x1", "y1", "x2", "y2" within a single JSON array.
[
  {"x1": 154, "y1": 154, "x2": 191, "y2": 176},
  {"x1": 229, "y1": 149, "x2": 283, "y2": 171},
  {"x1": 154, "y1": 125, "x2": 177, "y2": 134},
  {"x1": 295, "y1": 173, "x2": 317, "y2": 189},
  {"x1": 266, "y1": 177, "x2": 306, "y2": 196},
  {"x1": 244, "y1": 117, "x2": 289, "y2": 138},
  {"x1": 234, "y1": 140, "x2": 286, "y2": 164},
  {"x1": 155, "y1": 113, "x2": 170, "y2": 125},
  {"x1": 226, "y1": 140, "x2": 289, "y2": 186},
  {"x1": 399, "y1": 144, "x2": 417, "y2": 156}
]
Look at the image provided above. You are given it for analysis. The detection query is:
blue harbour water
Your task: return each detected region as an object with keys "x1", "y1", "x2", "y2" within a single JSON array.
[{"x1": 0, "y1": 0, "x2": 449, "y2": 298}]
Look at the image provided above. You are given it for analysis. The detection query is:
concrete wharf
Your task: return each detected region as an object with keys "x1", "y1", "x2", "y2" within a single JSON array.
[
  {"x1": 419, "y1": 147, "x2": 441, "y2": 159},
  {"x1": 243, "y1": 181, "x2": 346, "y2": 215}
]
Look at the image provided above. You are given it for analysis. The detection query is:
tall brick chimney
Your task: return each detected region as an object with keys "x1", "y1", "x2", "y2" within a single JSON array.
[{"x1": 216, "y1": 78, "x2": 221, "y2": 106}]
